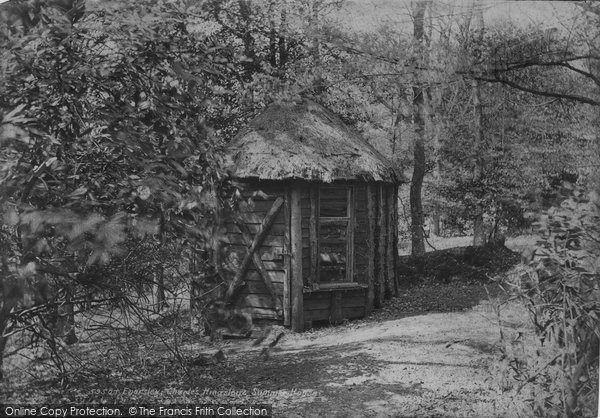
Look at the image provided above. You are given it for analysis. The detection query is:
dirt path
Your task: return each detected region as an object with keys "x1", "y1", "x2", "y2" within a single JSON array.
[
  {"x1": 3, "y1": 297, "x2": 530, "y2": 418},
  {"x1": 3, "y1": 240, "x2": 534, "y2": 415},
  {"x1": 208, "y1": 300, "x2": 528, "y2": 417}
]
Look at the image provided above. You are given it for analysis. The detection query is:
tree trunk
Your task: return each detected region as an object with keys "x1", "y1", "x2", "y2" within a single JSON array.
[
  {"x1": 473, "y1": 213, "x2": 486, "y2": 246},
  {"x1": 62, "y1": 287, "x2": 77, "y2": 345},
  {"x1": 471, "y1": 78, "x2": 486, "y2": 246},
  {"x1": 410, "y1": 130, "x2": 426, "y2": 256},
  {"x1": 155, "y1": 213, "x2": 166, "y2": 312},
  {"x1": 431, "y1": 213, "x2": 440, "y2": 236},
  {"x1": 239, "y1": 0, "x2": 258, "y2": 80},
  {"x1": 268, "y1": 1, "x2": 277, "y2": 68},
  {"x1": 278, "y1": 7, "x2": 287, "y2": 68},
  {"x1": 0, "y1": 332, "x2": 6, "y2": 381},
  {"x1": 410, "y1": 1, "x2": 427, "y2": 257},
  {"x1": 189, "y1": 246, "x2": 201, "y2": 332},
  {"x1": 427, "y1": 87, "x2": 444, "y2": 238},
  {"x1": 471, "y1": 2, "x2": 486, "y2": 247},
  {"x1": 0, "y1": 296, "x2": 18, "y2": 380}
]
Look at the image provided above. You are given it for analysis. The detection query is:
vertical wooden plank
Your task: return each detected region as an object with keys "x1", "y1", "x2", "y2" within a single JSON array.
[
  {"x1": 386, "y1": 185, "x2": 397, "y2": 297},
  {"x1": 347, "y1": 185, "x2": 354, "y2": 283},
  {"x1": 377, "y1": 183, "x2": 386, "y2": 305},
  {"x1": 290, "y1": 185, "x2": 304, "y2": 332},
  {"x1": 309, "y1": 185, "x2": 318, "y2": 288},
  {"x1": 393, "y1": 185, "x2": 400, "y2": 295},
  {"x1": 330, "y1": 291, "x2": 343, "y2": 324},
  {"x1": 366, "y1": 183, "x2": 375, "y2": 314},
  {"x1": 283, "y1": 188, "x2": 291, "y2": 326}
]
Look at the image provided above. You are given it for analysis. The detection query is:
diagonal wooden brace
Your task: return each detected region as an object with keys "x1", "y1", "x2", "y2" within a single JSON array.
[
  {"x1": 224, "y1": 197, "x2": 284, "y2": 304},
  {"x1": 234, "y1": 220, "x2": 284, "y2": 316}
]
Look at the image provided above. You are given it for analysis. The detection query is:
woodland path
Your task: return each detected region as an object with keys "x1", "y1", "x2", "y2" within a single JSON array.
[{"x1": 206, "y1": 299, "x2": 529, "y2": 417}]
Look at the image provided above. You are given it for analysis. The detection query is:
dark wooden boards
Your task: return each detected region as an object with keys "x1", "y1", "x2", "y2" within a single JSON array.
[
  {"x1": 366, "y1": 183, "x2": 376, "y2": 315},
  {"x1": 303, "y1": 287, "x2": 366, "y2": 322},
  {"x1": 290, "y1": 186, "x2": 304, "y2": 332},
  {"x1": 220, "y1": 178, "x2": 399, "y2": 329},
  {"x1": 224, "y1": 197, "x2": 284, "y2": 303}
]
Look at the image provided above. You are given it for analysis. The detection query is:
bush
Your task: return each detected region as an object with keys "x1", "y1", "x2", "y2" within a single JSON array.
[{"x1": 503, "y1": 183, "x2": 600, "y2": 417}]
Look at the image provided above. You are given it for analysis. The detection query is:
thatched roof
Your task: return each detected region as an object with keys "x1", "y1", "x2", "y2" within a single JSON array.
[{"x1": 226, "y1": 99, "x2": 400, "y2": 183}]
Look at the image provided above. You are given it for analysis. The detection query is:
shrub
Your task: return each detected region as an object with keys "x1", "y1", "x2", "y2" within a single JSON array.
[{"x1": 503, "y1": 183, "x2": 599, "y2": 417}]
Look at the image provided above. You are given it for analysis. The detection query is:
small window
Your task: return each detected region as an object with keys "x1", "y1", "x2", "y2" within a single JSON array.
[
  {"x1": 319, "y1": 220, "x2": 348, "y2": 282},
  {"x1": 318, "y1": 186, "x2": 352, "y2": 283},
  {"x1": 319, "y1": 187, "x2": 349, "y2": 218}
]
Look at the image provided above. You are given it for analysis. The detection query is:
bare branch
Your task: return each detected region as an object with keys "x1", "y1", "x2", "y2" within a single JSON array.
[
  {"x1": 477, "y1": 75, "x2": 600, "y2": 106},
  {"x1": 491, "y1": 56, "x2": 600, "y2": 87}
]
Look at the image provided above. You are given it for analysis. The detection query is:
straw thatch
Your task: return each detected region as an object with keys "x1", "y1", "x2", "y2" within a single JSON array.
[{"x1": 226, "y1": 98, "x2": 400, "y2": 183}]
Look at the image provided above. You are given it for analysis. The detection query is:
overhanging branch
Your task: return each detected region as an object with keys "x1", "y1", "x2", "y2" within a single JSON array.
[
  {"x1": 477, "y1": 75, "x2": 600, "y2": 106},
  {"x1": 491, "y1": 56, "x2": 600, "y2": 87}
]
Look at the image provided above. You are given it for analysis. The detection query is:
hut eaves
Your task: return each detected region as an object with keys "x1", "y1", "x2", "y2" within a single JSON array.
[{"x1": 226, "y1": 99, "x2": 400, "y2": 183}]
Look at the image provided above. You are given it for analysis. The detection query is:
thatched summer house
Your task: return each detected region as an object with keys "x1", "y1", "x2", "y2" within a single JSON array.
[{"x1": 221, "y1": 98, "x2": 401, "y2": 332}]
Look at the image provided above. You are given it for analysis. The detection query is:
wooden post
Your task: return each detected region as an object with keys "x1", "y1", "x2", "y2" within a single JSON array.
[
  {"x1": 347, "y1": 186, "x2": 355, "y2": 283},
  {"x1": 290, "y1": 186, "x2": 304, "y2": 332},
  {"x1": 309, "y1": 185, "x2": 318, "y2": 287},
  {"x1": 366, "y1": 183, "x2": 375, "y2": 314},
  {"x1": 377, "y1": 183, "x2": 386, "y2": 305},
  {"x1": 392, "y1": 185, "x2": 400, "y2": 295},
  {"x1": 386, "y1": 185, "x2": 396, "y2": 297},
  {"x1": 283, "y1": 189, "x2": 291, "y2": 326}
]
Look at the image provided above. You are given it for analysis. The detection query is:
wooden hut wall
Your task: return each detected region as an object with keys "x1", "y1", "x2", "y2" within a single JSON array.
[
  {"x1": 300, "y1": 187, "x2": 311, "y2": 286},
  {"x1": 221, "y1": 180, "x2": 398, "y2": 328},
  {"x1": 366, "y1": 183, "x2": 398, "y2": 309},
  {"x1": 353, "y1": 183, "x2": 369, "y2": 285},
  {"x1": 222, "y1": 181, "x2": 287, "y2": 320},
  {"x1": 302, "y1": 181, "x2": 381, "y2": 325}
]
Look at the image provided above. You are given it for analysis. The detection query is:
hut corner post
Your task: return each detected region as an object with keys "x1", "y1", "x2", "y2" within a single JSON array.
[
  {"x1": 283, "y1": 189, "x2": 291, "y2": 326},
  {"x1": 366, "y1": 183, "x2": 375, "y2": 314},
  {"x1": 290, "y1": 186, "x2": 304, "y2": 332},
  {"x1": 376, "y1": 183, "x2": 386, "y2": 307},
  {"x1": 386, "y1": 185, "x2": 397, "y2": 297},
  {"x1": 392, "y1": 185, "x2": 399, "y2": 295}
]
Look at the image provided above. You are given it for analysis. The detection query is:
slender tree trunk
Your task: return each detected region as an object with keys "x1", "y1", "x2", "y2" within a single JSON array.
[
  {"x1": 471, "y1": 1, "x2": 486, "y2": 246},
  {"x1": 472, "y1": 206, "x2": 486, "y2": 245},
  {"x1": 431, "y1": 213, "x2": 440, "y2": 236},
  {"x1": 62, "y1": 286, "x2": 77, "y2": 345},
  {"x1": 410, "y1": 1, "x2": 427, "y2": 256},
  {"x1": 268, "y1": 1, "x2": 277, "y2": 68},
  {"x1": 0, "y1": 332, "x2": 6, "y2": 381},
  {"x1": 155, "y1": 213, "x2": 166, "y2": 312},
  {"x1": 425, "y1": 87, "x2": 443, "y2": 237},
  {"x1": 411, "y1": 95, "x2": 426, "y2": 256},
  {"x1": 239, "y1": 0, "x2": 258, "y2": 81},
  {"x1": 155, "y1": 271, "x2": 166, "y2": 311},
  {"x1": 278, "y1": 7, "x2": 287, "y2": 68},
  {"x1": 0, "y1": 297, "x2": 17, "y2": 380},
  {"x1": 471, "y1": 76, "x2": 485, "y2": 246}
]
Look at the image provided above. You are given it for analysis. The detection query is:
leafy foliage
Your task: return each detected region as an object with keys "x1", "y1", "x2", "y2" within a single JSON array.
[
  {"x1": 502, "y1": 183, "x2": 600, "y2": 417},
  {"x1": 0, "y1": 0, "x2": 233, "y2": 379},
  {"x1": 0, "y1": 0, "x2": 346, "y2": 383}
]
